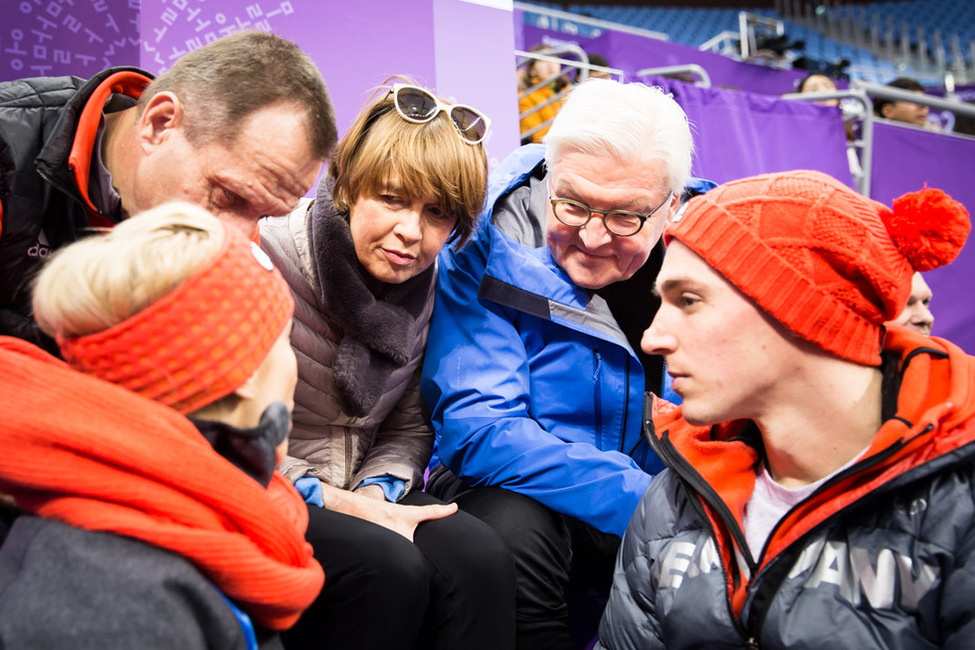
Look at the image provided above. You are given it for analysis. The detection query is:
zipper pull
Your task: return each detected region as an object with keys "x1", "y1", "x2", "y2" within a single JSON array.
[{"x1": 745, "y1": 637, "x2": 761, "y2": 650}]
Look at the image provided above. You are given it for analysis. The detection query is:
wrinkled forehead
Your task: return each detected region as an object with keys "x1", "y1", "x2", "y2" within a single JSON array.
[{"x1": 548, "y1": 148, "x2": 669, "y2": 199}]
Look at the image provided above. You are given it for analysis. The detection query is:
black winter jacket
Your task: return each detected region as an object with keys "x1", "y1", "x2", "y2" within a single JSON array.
[{"x1": 0, "y1": 67, "x2": 151, "y2": 350}]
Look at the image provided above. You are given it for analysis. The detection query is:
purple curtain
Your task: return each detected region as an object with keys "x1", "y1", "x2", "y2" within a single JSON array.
[{"x1": 649, "y1": 77, "x2": 853, "y2": 187}]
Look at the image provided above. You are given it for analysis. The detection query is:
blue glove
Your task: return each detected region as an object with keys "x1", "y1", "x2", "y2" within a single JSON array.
[
  {"x1": 294, "y1": 476, "x2": 324, "y2": 507},
  {"x1": 358, "y1": 475, "x2": 406, "y2": 503}
]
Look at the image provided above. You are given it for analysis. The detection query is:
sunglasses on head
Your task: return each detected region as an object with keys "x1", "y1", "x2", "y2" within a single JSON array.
[{"x1": 391, "y1": 83, "x2": 491, "y2": 145}]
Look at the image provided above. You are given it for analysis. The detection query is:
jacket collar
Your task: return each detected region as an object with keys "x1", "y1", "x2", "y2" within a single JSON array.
[{"x1": 35, "y1": 67, "x2": 152, "y2": 227}]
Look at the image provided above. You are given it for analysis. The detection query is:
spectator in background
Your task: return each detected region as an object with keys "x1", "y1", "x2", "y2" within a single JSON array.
[
  {"x1": 0, "y1": 202, "x2": 321, "y2": 648},
  {"x1": 597, "y1": 172, "x2": 972, "y2": 650},
  {"x1": 519, "y1": 44, "x2": 569, "y2": 144},
  {"x1": 795, "y1": 72, "x2": 861, "y2": 174},
  {"x1": 796, "y1": 72, "x2": 839, "y2": 104},
  {"x1": 888, "y1": 272, "x2": 935, "y2": 335},
  {"x1": 421, "y1": 79, "x2": 705, "y2": 648},
  {"x1": 0, "y1": 30, "x2": 336, "y2": 355},
  {"x1": 874, "y1": 76, "x2": 930, "y2": 127},
  {"x1": 260, "y1": 80, "x2": 514, "y2": 650},
  {"x1": 586, "y1": 54, "x2": 614, "y2": 80}
]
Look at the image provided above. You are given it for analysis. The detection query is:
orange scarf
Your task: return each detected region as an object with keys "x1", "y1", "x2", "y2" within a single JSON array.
[{"x1": 0, "y1": 337, "x2": 323, "y2": 630}]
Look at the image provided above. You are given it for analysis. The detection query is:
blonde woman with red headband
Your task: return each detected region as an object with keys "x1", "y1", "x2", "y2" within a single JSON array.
[
  {"x1": 259, "y1": 81, "x2": 514, "y2": 650},
  {"x1": 0, "y1": 202, "x2": 320, "y2": 649}
]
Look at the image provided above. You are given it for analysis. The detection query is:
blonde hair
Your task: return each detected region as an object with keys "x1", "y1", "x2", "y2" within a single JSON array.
[
  {"x1": 33, "y1": 202, "x2": 226, "y2": 340},
  {"x1": 328, "y1": 80, "x2": 488, "y2": 246}
]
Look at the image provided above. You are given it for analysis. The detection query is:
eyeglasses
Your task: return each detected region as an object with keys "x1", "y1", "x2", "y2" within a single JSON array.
[
  {"x1": 549, "y1": 193, "x2": 673, "y2": 237},
  {"x1": 391, "y1": 83, "x2": 491, "y2": 145}
]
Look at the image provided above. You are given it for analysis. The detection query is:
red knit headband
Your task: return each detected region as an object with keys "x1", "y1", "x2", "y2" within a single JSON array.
[
  {"x1": 666, "y1": 170, "x2": 969, "y2": 365},
  {"x1": 59, "y1": 226, "x2": 295, "y2": 413}
]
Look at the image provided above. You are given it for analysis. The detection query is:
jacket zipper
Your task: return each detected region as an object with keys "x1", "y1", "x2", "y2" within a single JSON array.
[
  {"x1": 648, "y1": 427, "x2": 755, "y2": 643},
  {"x1": 620, "y1": 353, "x2": 630, "y2": 453},
  {"x1": 344, "y1": 427, "x2": 354, "y2": 489},
  {"x1": 39, "y1": 165, "x2": 107, "y2": 219},
  {"x1": 592, "y1": 349, "x2": 603, "y2": 448},
  {"x1": 744, "y1": 432, "x2": 919, "y2": 640}
]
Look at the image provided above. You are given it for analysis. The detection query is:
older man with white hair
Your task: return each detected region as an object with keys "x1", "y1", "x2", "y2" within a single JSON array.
[{"x1": 420, "y1": 79, "x2": 706, "y2": 648}]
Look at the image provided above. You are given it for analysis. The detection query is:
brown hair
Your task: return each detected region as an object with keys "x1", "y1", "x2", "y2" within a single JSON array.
[
  {"x1": 328, "y1": 82, "x2": 488, "y2": 247},
  {"x1": 139, "y1": 31, "x2": 337, "y2": 159},
  {"x1": 873, "y1": 76, "x2": 926, "y2": 117}
]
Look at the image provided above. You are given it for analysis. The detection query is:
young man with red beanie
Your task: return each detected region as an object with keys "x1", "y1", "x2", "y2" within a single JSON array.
[{"x1": 596, "y1": 170, "x2": 974, "y2": 649}]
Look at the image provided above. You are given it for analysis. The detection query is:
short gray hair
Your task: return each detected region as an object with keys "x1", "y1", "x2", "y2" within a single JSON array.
[{"x1": 544, "y1": 79, "x2": 693, "y2": 196}]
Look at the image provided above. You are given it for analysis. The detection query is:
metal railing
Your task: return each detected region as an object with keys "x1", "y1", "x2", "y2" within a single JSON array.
[
  {"x1": 853, "y1": 81, "x2": 975, "y2": 119},
  {"x1": 516, "y1": 46, "x2": 625, "y2": 143},
  {"x1": 783, "y1": 83, "x2": 975, "y2": 197},
  {"x1": 781, "y1": 89, "x2": 873, "y2": 195},
  {"x1": 636, "y1": 64, "x2": 712, "y2": 88},
  {"x1": 739, "y1": 12, "x2": 785, "y2": 61}
]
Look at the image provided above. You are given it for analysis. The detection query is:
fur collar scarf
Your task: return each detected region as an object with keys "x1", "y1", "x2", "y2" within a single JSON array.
[{"x1": 307, "y1": 177, "x2": 435, "y2": 417}]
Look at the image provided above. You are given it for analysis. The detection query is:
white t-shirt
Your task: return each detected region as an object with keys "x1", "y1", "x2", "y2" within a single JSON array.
[{"x1": 742, "y1": 448, "x2": 867, "y2": 559}]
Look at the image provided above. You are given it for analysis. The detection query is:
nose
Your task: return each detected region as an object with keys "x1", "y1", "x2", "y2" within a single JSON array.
[
  {"x1": 578, "y1": 214, "x2": 613, "y2": 249},
  {"x1": 912, "y1": 304, "x2": 934, "y2": 332},
  {"x1": 641, "y1": 313, "x2": 677, "y2": 356},
  {"x1": 394, "y1": 204, "x2": 424, "y2": 243}
]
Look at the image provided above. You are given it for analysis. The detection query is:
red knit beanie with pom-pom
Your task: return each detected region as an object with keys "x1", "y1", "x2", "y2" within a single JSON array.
[{"x1": 665, "y1": 170, "x2": 970, "y2": 365}]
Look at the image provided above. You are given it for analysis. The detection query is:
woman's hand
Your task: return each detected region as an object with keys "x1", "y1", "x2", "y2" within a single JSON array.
[{"x1": 321, "y1": 482, "x2": 457, "y2": 542}]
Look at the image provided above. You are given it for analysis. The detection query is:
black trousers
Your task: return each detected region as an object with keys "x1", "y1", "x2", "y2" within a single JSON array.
[
  {"x1": 426, "y1": 465, "x2": 621, "y2": 650},
  {"x1": 282, "y1": 489, "x2": 515, "y2": 650}
]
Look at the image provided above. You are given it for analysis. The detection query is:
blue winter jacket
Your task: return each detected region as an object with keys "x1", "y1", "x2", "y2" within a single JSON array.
[{"x1": 420, "y1": 145, "x2": 671, "y2": 537}]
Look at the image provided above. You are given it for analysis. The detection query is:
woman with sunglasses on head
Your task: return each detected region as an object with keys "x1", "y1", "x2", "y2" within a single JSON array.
[
  {"x1": 259, "y1": 80, "x2": 514, "y2": 650},
  {"x1": 0, "y1": 202, "x2": 320, "y2": 648}
]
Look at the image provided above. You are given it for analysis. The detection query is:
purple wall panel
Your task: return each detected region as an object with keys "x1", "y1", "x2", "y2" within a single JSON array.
[
  {"x1": 434, "y1": 0, "x2": 520, "y2": 167},
  {"x1": 1, "y1": 0, "x2": 139, "y2": 81},
  {"x1": 140, "y1": 0, "x2": 438, "y2": 137},
  {"x1": 871, "y1": 122, "x2": 975, "y2": 353},
  {"x1": 140, "y1": 0, "x2": 517, "y2": 165}
]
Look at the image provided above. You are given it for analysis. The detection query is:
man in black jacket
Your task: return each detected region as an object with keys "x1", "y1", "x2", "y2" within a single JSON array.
[{"x1": 0, "y1": 30, "x2": 337, "y2": 353}]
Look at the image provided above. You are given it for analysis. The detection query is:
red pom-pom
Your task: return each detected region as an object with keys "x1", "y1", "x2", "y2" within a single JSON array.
[{"x1": 886, "y1": 186, "x2": 970, "y2": 271}]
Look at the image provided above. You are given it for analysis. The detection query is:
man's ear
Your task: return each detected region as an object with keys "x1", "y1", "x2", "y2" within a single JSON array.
[
  {"x1": 881, "y1": 103, "x2": 895, "y2": 119},
  {"x1": 233, "y1": 369, "x2": 260, "y2": 401},
  {"x1": 137, "y1": 91, "x2": 183, "y2": 150},
  {"x1": 668, "y1": 192, "x2": 680, "y2": 213}
]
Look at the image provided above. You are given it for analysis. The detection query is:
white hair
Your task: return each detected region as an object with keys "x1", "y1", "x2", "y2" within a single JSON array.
[{"x1": 544, "y1": 79, "x2": 693, "y2": 196}]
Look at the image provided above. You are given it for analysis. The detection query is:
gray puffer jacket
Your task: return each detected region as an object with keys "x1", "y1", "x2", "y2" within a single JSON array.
[
  {"x1": 0, "y1": 516, "x2": 282, "y2": 650},
  {"x1": 597, "y1": 331, "x2": 975, "y2": 650},
  {"x1": 259, "y1": 181, "x2": 435, "y2": 494}
]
